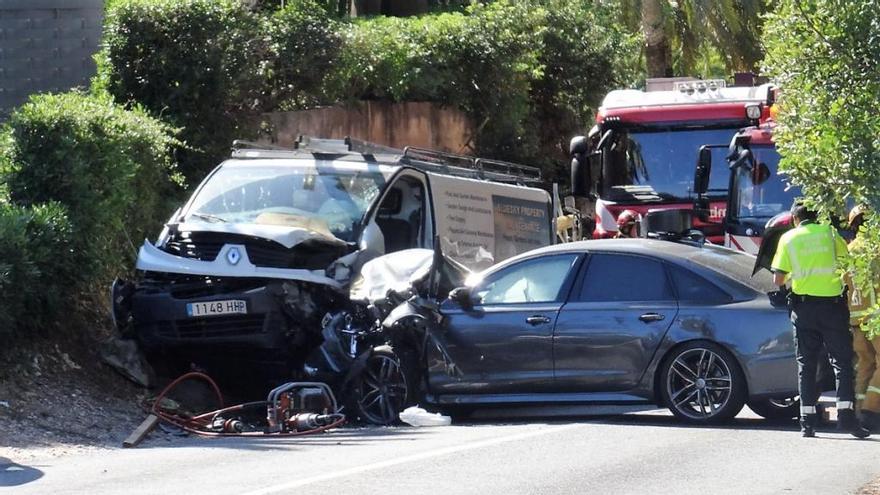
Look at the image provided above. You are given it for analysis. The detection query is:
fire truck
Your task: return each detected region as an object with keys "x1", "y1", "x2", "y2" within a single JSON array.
[
  {"x1": 569, "y1": 78, "x2": 777, "y2": 242},
  {"x1": 692, "y1": 121, "x2": 800, "y2": 254}
]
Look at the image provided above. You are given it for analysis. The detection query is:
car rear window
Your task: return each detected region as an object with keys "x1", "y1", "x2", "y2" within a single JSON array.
[{"x1": 686, "y1": 247, "x2": 777, "y2": 294}]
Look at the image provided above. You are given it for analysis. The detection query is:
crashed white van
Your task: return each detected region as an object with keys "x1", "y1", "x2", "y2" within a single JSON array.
[{"x1": 122, "y1": 138, "x2": 552, "y2": 374}]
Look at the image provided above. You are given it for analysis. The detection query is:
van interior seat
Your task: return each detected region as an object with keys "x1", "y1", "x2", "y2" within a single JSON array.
[{"x1": 376, "y1": 217, "x2": 413, "y2": 253}]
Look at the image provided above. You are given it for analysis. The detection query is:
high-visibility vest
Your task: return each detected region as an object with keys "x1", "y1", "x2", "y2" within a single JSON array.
[{"x1": 771, "y1": 221, "x2": 848, "y2": 297}]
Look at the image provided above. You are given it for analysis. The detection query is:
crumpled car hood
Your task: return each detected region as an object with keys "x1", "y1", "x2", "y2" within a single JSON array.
[{"x1": 166, "y1": 221, "x2": 347, "y2": 249}]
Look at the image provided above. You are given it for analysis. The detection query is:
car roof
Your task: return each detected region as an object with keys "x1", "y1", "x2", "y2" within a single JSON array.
[
  {"x1": 505, "y1": 238, "x2": 715, "y2": 262},
  {"x1": 479, "y1": 238, "x2": 773, "y2": 299}
]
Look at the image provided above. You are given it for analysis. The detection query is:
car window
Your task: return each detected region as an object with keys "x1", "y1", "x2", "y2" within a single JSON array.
[
  {"x1": 668, "y1": 263, "x2": 732, "y2": 305},
  {"x1": 475, "y1": 254, "x2": 578, "y2": 305},
  {"x1": 578, "y1": 253, "x2": 673, "y2": 302}
]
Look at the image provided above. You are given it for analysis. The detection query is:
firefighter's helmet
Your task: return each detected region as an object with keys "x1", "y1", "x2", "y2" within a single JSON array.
[
  {"x1": 616, "y1": 210, "x2": 638, "y2": 236},
  {"x1": 849, "y1": 205, "x2": 867, "y2": 229}
]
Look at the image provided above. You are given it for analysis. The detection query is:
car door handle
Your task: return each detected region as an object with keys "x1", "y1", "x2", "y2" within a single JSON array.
[
  {"x1": 638, "y1": 313, "x2": 665, "y2": 323},
  {"x1": 526, "y1": 315, "x2": 551, "y2": 325}
]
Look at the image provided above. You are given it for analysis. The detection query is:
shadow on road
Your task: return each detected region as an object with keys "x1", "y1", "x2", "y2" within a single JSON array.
[
  {"x1": 138, "y1": 422, "x2": 434, "y2": 452},
  {"x1": 0, "y1": 457, "x2": 44, "y2": 487}
]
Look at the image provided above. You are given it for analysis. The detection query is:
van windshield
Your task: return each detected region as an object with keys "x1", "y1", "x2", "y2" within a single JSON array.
[{"x1": 184, "y1": 164, "x2": 388, "y2": 242}]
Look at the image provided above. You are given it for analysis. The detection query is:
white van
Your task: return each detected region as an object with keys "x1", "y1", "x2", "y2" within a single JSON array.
[{"x1": 121, "y1": 138, "x2": 552, "y2": 373}]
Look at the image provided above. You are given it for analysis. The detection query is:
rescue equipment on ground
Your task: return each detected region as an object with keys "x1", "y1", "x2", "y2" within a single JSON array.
[{"x1": 146, "y1": 372, "x2": 345, "y2": 439}]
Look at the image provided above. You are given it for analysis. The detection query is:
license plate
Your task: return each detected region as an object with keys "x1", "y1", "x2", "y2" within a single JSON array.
[{"x1": 186, "y1": 300, "x2": 247, "y2": 317}]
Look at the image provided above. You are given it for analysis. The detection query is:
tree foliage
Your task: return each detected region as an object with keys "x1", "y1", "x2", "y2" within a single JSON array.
[
  {"x1": 618, "y1": 0, "x2": 767, "y2": 78},
  {"x1": 763, "y1": 0, "x2": 880, "y2": 335}
]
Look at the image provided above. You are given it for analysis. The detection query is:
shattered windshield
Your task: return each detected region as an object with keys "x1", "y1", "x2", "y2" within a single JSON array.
[
  {"x1": 607, "y1": 128, "x2": 734, "y2": 201},
  {"x1": 184, "y1": 162, "x2": 388, "y2": 242},
  {"x1": 731, "y1": 145, "x2": 800, "y2": 221}
]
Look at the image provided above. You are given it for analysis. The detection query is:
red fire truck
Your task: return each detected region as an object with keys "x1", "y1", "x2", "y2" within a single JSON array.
[
  {"x1": 570, "y1": 78, "x2": 777, "y2": 242},
  {"x1": 693, "y1": 121, "x2": 800, "y2": 254}
]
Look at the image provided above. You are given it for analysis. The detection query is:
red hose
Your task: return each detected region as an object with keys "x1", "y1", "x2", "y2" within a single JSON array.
[{"x1": 149, "y1": 371, "x2": 345, "y2": 437}]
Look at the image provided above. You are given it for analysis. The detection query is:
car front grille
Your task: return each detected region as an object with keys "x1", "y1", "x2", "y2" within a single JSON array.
[
  {"x1": 245, "y1": 243, "x2": 293, "y2": 268},
  {"x1": 156, "y1": 314, "x2": 267, "y2": 339},
  {"x1": 164, "y1": 239, "x2": 224, "y2": 261},
  {"x1": 160, "y1": 232, "x2": 350, "y2": 270}
]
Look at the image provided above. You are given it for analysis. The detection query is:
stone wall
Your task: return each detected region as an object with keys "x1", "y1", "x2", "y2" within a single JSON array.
[{"x1": 263, "y1": 101, "x2": 473, "y2": 153}]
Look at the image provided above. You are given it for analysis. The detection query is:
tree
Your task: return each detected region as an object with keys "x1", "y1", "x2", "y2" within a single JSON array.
[
  {"x1": 619, "y1": 0, "x2": 767, "y2": 78},
  {"x1": 762, "y1": 0, "x2": 880, "y2": 335}
]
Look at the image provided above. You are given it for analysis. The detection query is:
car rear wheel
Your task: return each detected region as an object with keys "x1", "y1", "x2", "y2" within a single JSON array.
[
  {"x1": 748, "y1": 397, "x2": 799, "y2": 420},
  {"x1": 660, "y1": 341, "x2": 746, "y2": 424},
  {"x1": 350, "y1": 347, "x2": 411, "y2": 425}
]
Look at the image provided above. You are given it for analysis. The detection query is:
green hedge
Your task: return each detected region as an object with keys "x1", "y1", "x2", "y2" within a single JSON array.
[
  {"x1": 98, "y1": 0, "x2": 636, "y2": 180},
  {"x1": 265, "y1": 1, "x2": 344, "y2": 110},
  {"x1": 0, "y1": 201, "x2": 72, "y2": 338},
  {"x1": 0, "y1": 91, "x2": 181, "y2": 340},
  {"x1": 97, "y1": 0, "x2": 264, "y2": 181}
]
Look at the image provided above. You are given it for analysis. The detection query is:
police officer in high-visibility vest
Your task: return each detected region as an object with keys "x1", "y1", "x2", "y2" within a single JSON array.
[
  {"x1": 772, "y1": 202, "x2": 870, "y2": 438},
  {"x1": 845, "y1": 205, "x2": 880, "y2": 432}
]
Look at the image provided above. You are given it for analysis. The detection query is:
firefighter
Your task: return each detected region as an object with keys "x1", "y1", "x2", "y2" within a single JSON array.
[
  {"x1": 614, "y1": 210, "x2": 638, "y2": 238},
  {"x1": 771, "y1": 202, "x2": 870, "y2": 438},
  {"x1": 845, "y1": 205, "x2": 880, "y2": 432}
]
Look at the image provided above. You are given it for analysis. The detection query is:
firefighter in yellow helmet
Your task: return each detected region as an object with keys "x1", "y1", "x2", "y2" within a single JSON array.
[
  {"x1": 771, "y1": 202, "x2": 870, "y2": 438},
  {"x1": 845, "y1": 205, "x2": 880, "y2": 432}
]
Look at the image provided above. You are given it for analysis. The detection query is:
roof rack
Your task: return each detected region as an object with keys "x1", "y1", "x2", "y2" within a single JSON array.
[
  {"x1": 230, "y1": 137, "x2": 542, "y2": 184},
  {"x1": 402, "y1": 146, "x2": 542, "y2": 184}
]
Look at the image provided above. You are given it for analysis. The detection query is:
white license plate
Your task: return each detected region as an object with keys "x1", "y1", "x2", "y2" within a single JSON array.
[{"x1": 186, "y1": 300, "x2": 247, "y2": 317}]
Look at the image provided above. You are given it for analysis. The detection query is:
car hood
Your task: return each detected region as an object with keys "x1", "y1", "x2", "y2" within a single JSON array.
[{"x1": 166, "y1": 221, "x2": 348, "y2": 249}]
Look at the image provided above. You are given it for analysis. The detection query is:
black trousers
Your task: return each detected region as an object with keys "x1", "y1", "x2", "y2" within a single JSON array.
[{"x1": 790, "y1": 297, "x2": 855, "y2": 410}]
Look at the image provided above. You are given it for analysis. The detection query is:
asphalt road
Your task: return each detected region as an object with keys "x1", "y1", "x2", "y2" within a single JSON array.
[{"x1": 3, "y1": 406, "x2": 878, "y2": 495}]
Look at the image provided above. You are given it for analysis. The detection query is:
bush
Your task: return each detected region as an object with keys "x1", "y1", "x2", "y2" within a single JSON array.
[
  {"x1": 97, "y1": 0, "x2": 265, "y2": 180},
  {"x1": 0, "y1": 201, "x2": 73, "y2": 339},
  {"x1": 265, "y1": 1, "x2": 344, "y2": 109},
  {"x1": 327, "y1": 1, "x2": 546, "y2": 157},
  {"x1": 0, "y1": 91, "x2": 182, "y2": 295},
  {"x1": 97, "y1": 0, "x2": 636, "y2": 181}
]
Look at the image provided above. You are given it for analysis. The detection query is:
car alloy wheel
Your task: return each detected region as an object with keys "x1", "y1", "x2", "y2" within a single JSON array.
[
  {"x1": 662, "y1": 342, "x2": 746, "y2": 423},
  {"x1": 354, "y1": 349, "x2": 409, "y2": 425}
]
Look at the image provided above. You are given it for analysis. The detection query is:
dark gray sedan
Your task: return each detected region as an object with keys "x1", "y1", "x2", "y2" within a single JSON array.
[{"x1": 413, "y1": 239, "x2": 798, "y2": 424}]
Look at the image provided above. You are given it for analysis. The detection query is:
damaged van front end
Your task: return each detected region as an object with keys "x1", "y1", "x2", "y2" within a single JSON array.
[{"x1": 117, "y1": 155, "x2": 393, "y2": 376}]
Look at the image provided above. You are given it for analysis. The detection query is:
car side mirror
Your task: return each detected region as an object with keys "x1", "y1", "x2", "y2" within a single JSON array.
[{"x1": 448, "y1": 286, "x2": 474, "y2": 310}]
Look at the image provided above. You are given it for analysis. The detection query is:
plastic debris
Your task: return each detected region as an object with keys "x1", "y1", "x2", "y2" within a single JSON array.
[{"x1": 398, "y1": 406, "x2": 451, "y2": 427}]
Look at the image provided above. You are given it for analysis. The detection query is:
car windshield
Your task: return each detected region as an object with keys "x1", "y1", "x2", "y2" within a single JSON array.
[
  {"x1": 183, "y1": 163, "x2": 388, "y2": 242},
  {"x1": 607, "y1": 128, "x2": 735, "y2": 201},
  {"x1": 687, "y1": 247, "x2": 776, "y2": 293},
  {"x1": 731, "y1": 145, "x2": 800, "y2": 221}
]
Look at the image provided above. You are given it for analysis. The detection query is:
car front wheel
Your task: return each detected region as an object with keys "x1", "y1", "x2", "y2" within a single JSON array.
[
  {"x1": 660, "y1": 341, "x2": 746, "y2": 424},
  {"x1": 349, "y1": 347, "x2": 412, "y2": 425}
]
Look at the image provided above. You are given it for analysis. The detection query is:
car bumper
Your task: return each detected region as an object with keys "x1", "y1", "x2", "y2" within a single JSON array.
[{"x1": 133, "y1": 283, "x2": 290, "y2": 351}]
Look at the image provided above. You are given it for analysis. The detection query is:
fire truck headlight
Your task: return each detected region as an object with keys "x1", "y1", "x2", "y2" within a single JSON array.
[{"x1": 745, "y1": 104, "x2": 762, "y2": 120}]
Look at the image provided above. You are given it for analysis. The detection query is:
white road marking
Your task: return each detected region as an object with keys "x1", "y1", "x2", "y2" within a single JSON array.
[{"x1": 241, "y1": 423, "x2": 583, "y2": 495}]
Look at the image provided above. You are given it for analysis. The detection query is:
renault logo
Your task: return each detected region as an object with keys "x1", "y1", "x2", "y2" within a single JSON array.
[{"x1": 227, "y1": 247, "x2": 241, "y2": 265}]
